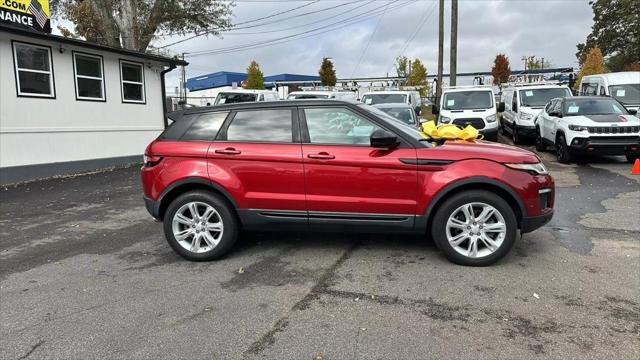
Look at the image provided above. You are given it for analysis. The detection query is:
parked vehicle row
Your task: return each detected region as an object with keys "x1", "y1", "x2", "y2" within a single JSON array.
[{"x1": 432, "y1": 86, "x2": 499, "y2": 141}]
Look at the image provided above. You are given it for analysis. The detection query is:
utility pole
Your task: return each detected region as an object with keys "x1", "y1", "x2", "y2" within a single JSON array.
[
  {"x1": 449, "y1": 0, "x2": 458, "y2": 87},
  {"x1": 180, "y1": 52, "x2": 187, "y2": 103},
  {"x1": 436, "y1": 0, "x2": 444, "y2": 106}
]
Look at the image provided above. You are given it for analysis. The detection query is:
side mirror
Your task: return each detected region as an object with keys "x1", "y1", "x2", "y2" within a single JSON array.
[
  {"x1": 497, "y1": 102, "x2": 505, "y2": 112},
  {"x1": 627, "y1": 108, "x2": 638, "y2": 115},
  {"x1": 370, "y1": 129, "x2": 399, "y2": 149},
  {"x1": 431, "y1": 104, "x2": 439, "y2": 115}
]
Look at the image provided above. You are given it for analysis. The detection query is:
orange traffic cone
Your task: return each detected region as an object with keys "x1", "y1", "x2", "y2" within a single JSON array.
[{"x1": 632, "y1": 159, "x2": 640, "y2": 175}]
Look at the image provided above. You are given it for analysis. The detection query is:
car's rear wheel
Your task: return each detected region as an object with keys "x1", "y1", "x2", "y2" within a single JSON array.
[
  {"x1": 535, "y1": 127, "x2": 546, "y2": 152},
  {"x1": 556, "y1": 135, "x2": 574, "y2": 164},
  {"x1": 163, "y1": 191, "x2": 238, "y2": 261},
  {"x1": 432, "y1": 190, "x2": 518, "y2": 266}
]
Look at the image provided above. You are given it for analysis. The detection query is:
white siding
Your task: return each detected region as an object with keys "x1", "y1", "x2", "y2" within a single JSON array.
[{"x1": 0, "y1": 32, "x2": 169, "y2": 168}]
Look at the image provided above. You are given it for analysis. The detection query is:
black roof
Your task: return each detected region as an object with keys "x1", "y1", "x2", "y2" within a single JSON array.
[{"x1": 1, "y1": 23, "x2": 188, "y2": 67}]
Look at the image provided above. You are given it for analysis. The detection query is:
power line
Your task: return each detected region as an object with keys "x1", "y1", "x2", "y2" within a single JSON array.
[{"x1": 349, "y1": 1, "x2": 391, "y2": 77}]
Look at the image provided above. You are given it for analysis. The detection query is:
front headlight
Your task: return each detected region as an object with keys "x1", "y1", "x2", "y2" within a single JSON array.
[
  {"x1": 439, "y1": 116, "x2": 451, "y2": 124},
  {"x1": 568, "y1": 125, "x2": 588, "y2": 132},
  {"x1": 519, "y1": 113, "x2": 534, "y2": 121},
  {"x1": 505, "y1": 162, "x2": 548, "y2": 175},
  {"x1": 486, "y1": 114, "x2": 497, "y2": 123}
]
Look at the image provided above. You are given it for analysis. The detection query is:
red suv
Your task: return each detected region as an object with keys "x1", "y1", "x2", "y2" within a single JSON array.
[{"x1": 142, "y1": 100, "x2": 554, "y2": 266}]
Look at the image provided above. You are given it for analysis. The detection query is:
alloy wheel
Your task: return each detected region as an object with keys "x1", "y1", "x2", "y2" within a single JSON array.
[
  {"x1": 171, "y1": 201, "x2": 224, "y2": 253},
  {"x1": 445, "y1": 202, "x2": 507, "y2": 258}
]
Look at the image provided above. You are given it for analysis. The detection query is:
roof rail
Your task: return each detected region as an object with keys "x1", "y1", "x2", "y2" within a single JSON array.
[
  {"x1": 442, "y1": 85, "x2": 494, "y2": 89},
  {"x1": 503, "y1": 81, "x2": 562, "y2": 87}
]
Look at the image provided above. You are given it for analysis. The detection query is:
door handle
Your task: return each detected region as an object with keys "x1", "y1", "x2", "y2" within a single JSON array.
[
  {"x1": 215, "y1": 147, "x2": 241, "y2": 155},
  {"x1": 307, "y1": 152, "x2": 335, "y2": 160}
]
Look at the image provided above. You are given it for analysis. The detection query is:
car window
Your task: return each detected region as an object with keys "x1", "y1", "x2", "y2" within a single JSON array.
[
  {"x1": 519, "y1": 88, "x2": 571, "y2": 107},
  {"x1": 378, "y1": 107, "x2": 416, "y2": 125},
  {"x1": 215, "y1": 92, "x2": 257, "y2": 105},
  {"x1": 544, "y1": 101, "x2": 553, "y2": 113},
  {"x1": 443, "y1": 91, "x2": 493, "y2": 110},
  {"x1": 225, "y1": 109, "x2": 293, "y2": 143},
  {"x1": 182, "y1": 112, "x2": 228, "y2": 141},
  {"x1": 511, "y1": 91, "x2": 517, "y2": 110},
  {"x1": 581, "y1": 82, "x2": 598, "y2": 96},
  {"x1": 563, "y1": 98, "x2": 629, "y2": 116},
  {"x1": 552, "y1": 100, "x2": 562, "y2": 115},
  {"x1": 304, "y1": 108, "x2": 382, "y2": 145},
  {"x1": 609, "y1": 84, "x2": 640, "y2": 105},
  {"x1": 158, "y1": 115, "x2": 197, "y2": 140},
  {"x1": 362, "y1": 93, "x2": 407, "y2": 105}
]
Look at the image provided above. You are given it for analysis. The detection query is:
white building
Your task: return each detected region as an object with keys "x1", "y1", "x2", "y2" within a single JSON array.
[{"x1": 0, "y1": 24, "x2": 186, "y2": 184}]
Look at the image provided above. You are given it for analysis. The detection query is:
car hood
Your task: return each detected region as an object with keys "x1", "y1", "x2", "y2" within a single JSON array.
[
  {"x1": 419, "y1": 140, "x2": 541, "y2": 163},
  {"x1": 572, "y1": 114, "x2": 640, "y2": 123}
]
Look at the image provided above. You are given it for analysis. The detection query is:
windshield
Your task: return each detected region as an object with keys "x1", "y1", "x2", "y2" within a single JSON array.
[
  {"x1": 215, "y1": 93, "x2": 257, "y2": 105},
  {"x1": 442, "y1": 91, "x2": 493, "y2": 110},
  {"x1": 358, "y1": 104, "x2": 426, "y2": 144},
  {"x1": 563, "y1": 98, "x2": 629, "y2": 116},
  {"x1": 519, "y1": 88, "x2": 571, "y2": 107},
  {"x1": 362, "y1": 93, "x2": 407, "y2": 105},
  {"x1": 377, "y1": 107, "x2": 416, "y2": 125},
  {"x1": 287, "y1": 93, "x2": 329, "y2": 99},
  {"x1": 609, "y1": 84, "x2": 640, "y2": 105}
]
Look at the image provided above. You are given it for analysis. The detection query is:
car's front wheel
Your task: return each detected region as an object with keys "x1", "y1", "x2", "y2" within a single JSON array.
[
  {"x1": 432, "y1": 190, "x2": 518, "y2": 266},
  {"x1": 556, "y1": 135, "x2": 574, "y2": 164},
  {"x1": 163, "y1": 191, "x2": 238, "y2": 261},
  {"x1": 535, "y1": 127, "x2": 546, "y2": 152}
]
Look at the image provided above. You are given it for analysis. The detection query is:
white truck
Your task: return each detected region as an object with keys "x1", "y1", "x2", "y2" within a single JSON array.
[
  {"x1": 214, "y1": 89, "x2": 279, "y2": 105},
  {"x1": 361, "y1": 91, "x2": 423, "y2": 115},
  {"x1": 499, "y1": 83, "x2": 572, "y2": 144},
  {"x1": 286, "y1": 91, "x2": 357, "y2": 101},
  {"x1": 535, "y1": 96, "x2": 640, "y2": 163},
  {"x1": 579, "y1": 71, "x2": 640, "y2": 112},
  {"x1": 432, "y1": 86, "x2": 499, "y2": 141}
]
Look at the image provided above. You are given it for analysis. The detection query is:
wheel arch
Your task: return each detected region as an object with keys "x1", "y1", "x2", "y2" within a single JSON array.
[
  {"x1": 156, "y1": 177, "x2": 239, "y2": 221},
  {"x1": 422, "y1": 177, "x2": 526, "y2": 232}
]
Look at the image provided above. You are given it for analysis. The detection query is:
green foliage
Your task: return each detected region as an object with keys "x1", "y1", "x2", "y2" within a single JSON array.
[
  {"x1": 318, "y1": 58, "x2": 337, "y2": 86},
  {"x1": 491, "y1": 54, "x2": 511, "y2": 86},
  {"x1": 406, "y1": 59, "x2": 428, "y2": 96},
  {"x1": 50, "y1": 0, "x2": 233, "y2": 52},
  {"x1": 576, "y1": 0, "x2": 640, "y2": 71},
  {"x1": 395, "y1": 56, "x2": 409, "y2": 78},
  {"x1": 246, "y1": 61, "x2": 265, "y2": 90},
  {"x1": 525, "y1": 56, "x2": 552, "y2": 70}
]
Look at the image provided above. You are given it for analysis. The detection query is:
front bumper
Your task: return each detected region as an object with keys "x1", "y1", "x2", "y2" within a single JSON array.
[
  {"x1": 479, "y1": 127, "x2": 499, "y2": 140},
  {"x1": 521, "y1": 210, "x2": 554, "y2": 233},
  {"x1": 569, "y1": 136, "x2": 640, "y2": 155},
  {"x1": 515, "y1": 125, "x2": 536, "y2": 138}
]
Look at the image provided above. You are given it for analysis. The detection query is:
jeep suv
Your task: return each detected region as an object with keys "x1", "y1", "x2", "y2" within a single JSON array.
[{"x1": 142, "y1": 100, "x2": 554, "y2": 266}]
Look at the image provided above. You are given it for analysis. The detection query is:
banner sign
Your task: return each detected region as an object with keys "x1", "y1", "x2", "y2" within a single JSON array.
[{"x1": 1, "y1": 0, "x2": 51, "y2": 33}]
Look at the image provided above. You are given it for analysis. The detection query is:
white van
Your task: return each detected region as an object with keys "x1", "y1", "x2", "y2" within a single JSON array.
[
  {"x1": 361, "y1": 91, "x2": 422, "y2": 115},
  {"x1": 286, "y1": 91, "x2": 357, "y2": 101},
  {"x1": 579, "y1": 72, "x2": 640, "y2": 112},
  {"x1": 433, "y1": 86, "x2": 499, "y2": 141},
  {"x1": 214, "y1": 89, "x2": 279, "y2": 105},
  {"x1": 500, "y1": 83, "x2": 573, "y2": 144}
]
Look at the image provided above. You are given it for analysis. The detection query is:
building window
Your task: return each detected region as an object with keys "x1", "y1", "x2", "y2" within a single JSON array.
[
  {"x1": 12, "y1": 41, "x2": 55, "y2": 98},
  {"x1": 120, "y1": 60, "x2": 145, "y2": 103},
  {"x1": 73, "y1": 52, "x2": 105, "y2": 101}
]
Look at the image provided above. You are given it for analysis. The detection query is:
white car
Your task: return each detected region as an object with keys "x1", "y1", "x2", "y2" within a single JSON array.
[
  {"x1": 361, "y1": 91, "x2": 422, "y2": 115},
  {"x1": 433, "y1": 86, "x2": 499, "y2": 141},
  {"x1": 214, "y1": 89, "x2": 279, "y2": 105},
  {"x1": 287, "y1": 91, "x2": 357, "y2": 101},
  {"x1": 500, "y1": 84, "x2": 573, "y2": 144},
  {"x1": 579, "y1": 71, "x2": 640, "y2": 112},
  {"x1": 535, "y1": 96, "x2": 640, "y2": 163}
]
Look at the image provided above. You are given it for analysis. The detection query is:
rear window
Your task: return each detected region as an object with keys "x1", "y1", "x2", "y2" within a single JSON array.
[
  {"x1": 225, "y1": 109, "x2": 293, "y2": 143},
  {"x1": 215, "y1": 92, "x2": 257, "y2": 105},
  {"x1": 362, "y1": 93, "x2": 407, "y2": 105}
]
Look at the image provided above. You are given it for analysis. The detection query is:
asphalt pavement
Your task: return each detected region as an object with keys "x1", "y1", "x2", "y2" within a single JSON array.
[{"x1": 1, "y1": 139, "x2": 639, "y2": 359}]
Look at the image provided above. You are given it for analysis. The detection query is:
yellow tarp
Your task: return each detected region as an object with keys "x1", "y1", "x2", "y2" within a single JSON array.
[{"x1": 419, "y1": 121, "x2": 482, "y2": 141}]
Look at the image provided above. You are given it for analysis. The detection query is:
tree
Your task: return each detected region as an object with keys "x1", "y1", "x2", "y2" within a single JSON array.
[
  {"x1": 491, "y1": 54, "x2": 511, "y2": 87},
  {"x1": 406, "y1": 59, "x2": 428, "y2": 96},
  {"x1": 575, "y1": 48, "x2": 608, "y2": 89},
  {"x1": 51, "y1": 0, "x2": 233, "y2": 52},
  {"x1": 576, "y1": 0, "x2": 640, "y2": 71},
  {"x1": 395, "y1": 56, "x2": 409, "y2": 78},
  {"x1": 318, "y1": 57, "x2": 337, "y2": 87},
  {"x1": 526, "y1": 56, "x2": 552, "y2": 70},
  {"x1": 246, "y1": 61, "x2": 265, "y2": 90}
]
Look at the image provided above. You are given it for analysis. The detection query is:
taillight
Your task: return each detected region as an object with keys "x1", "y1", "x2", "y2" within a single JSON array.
[{"x1": 143, "y1": 154, "x2": 163, "y2": 167}]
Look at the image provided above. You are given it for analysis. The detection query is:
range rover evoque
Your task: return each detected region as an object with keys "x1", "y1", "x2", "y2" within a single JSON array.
[{"x1": 141, "y1": 100, "x2": 555, "y2": 266}]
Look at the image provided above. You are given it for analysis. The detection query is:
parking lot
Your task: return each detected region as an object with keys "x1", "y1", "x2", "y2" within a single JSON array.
[{"x1": 1, "y1": 138, "x2": 639, "y2": 359}]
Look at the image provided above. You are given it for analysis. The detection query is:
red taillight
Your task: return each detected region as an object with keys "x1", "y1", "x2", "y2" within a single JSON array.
[{"x1": 143, "y1": 154, "x2": 163, "y2": 167}]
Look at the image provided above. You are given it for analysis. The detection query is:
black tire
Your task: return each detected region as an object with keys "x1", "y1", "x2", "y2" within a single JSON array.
[
  {"x1": 431, "y1": 190, "x2": 518, "y2": 266},
  {"x1": 556, "y1": 135, "x2": 574, "y2": 164},
  {"x1": 626, "y1": 154, "x2": 639, "y2": 163},
  {"x1": 535, "y1": 127, "x2": 546, "y2": 152},
  {"x1": 512, "y1": 125, "x2": 521, "y2": 145},
  {"x1": 163, "y1": 190, "x2": 238, "y2": 261},
  {"x1": 500, "y1": 118, "x2": 507, "y2": 135}
]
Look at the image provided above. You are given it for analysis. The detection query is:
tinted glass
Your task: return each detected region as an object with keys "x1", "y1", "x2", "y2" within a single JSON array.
[
  {"x1": 226, "y1": 110, "x2": 292, "y2": 142},
  {"x1": 443, "y1": 91, "x2": 493, "y2": 110},
  {"x1": 378, "y1": 107, "x2": 416, "y2": 125},
  {"x1": 288, "y1": 94, "x2": 329, "y2": 99},
  {"x1": 122, "y1": 63, "x2": 142, "y2": 82},
  {"x1": 123, "y1": 83, "x2": 143, "y2": 101},
  {"x1": 15, "y1": 44, "x2": 50, "y2": 71},
  {"x1": 362, "y1": 93, "x2": 407, "y2": 105},
  {"x1": 182, "y1": 112, "x2": 228, "y2": 141},
  {"x1": 563, "y1": 98, "x2": 628, "y2": 116},
  {"x1": 18, "y1": 71, "x2": 51, "y2": 94},
  {"x1": 158, "y1": 115, "x2": 197, "y2": 140},
  {"x1": 305, "y1": 108, "x2": 381, "y2": 145},
  {"x1": 75, "y1": 55, "x2": 102, "y2": 77},
  {"x1": 519, "y1": 88, "x2": 571, "y2": 107},
  {"x1": 215, "y1": 93, "x2": 257, "y2": 104},
  {"x1": 609, "y1": 84, "x2": 640, "y2": 105},
  {"x1": 77, "y1": 78, "x2": 103, "y2": 98}
]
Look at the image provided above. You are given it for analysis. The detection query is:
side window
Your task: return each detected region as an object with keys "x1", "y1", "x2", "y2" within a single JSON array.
[
  {"x1": 544, "y1": 101, "x2": 553, "y2": 113},
  {"x1": 304, "y1": 108, "x2": 382, "y2": 145},
  {"x1": 73, "y1": 52, "x2": 105, "y2": 101},
  {"x1": 120, "y1": 60, "x2": 145, "y2": 103},
  {"x1": 511, "y1": 91, "x2": 518, "y2": 110},
  {"x1": 12, "y1": 41, "x2": 55, "y2": 98},
  {"x1": 581, "y1": 82, "x2": 597, "y2": 96},
  {"x1": 182, "y1": 112, "x2": 228, "y2": 141},
  {"x1": 225, "y1": 109, "x2": 293, "y2": 143},
  {"x1": 599, "y1": 86, "x2": 606, "y2": 96},
  {"x1": 552, "y1": 100, "x2": 562, "y2": 115}
]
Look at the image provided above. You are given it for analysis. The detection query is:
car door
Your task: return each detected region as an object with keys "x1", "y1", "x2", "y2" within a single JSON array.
[
  {"x1": 299, "y1": 106, "x2": 418, "y2": 231},
  {"x1": 539, "y1": 100, "x2": 554, "y2": 140},
  {"x1": 547, "y1": 99, "x2": 562, "y2": 140},
  {"x1": 208, "y1": 107, "x2": 307, "y2": 227}
]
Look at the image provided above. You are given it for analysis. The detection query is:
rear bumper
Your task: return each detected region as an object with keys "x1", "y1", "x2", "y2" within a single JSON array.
[
  {"x1": 521, "y1": 210, "x2": 553, "y2": 233},
  {"x1": 569, "y1": 136, "x2": 640, "y2": 155},
  {"x1": 144, "y1": 196, "x2": 161, "y2": 220}
]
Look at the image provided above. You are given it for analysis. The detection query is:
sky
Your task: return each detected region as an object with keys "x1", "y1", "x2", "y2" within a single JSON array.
[{"x1": 59, "y1": 0, "x2": 596, "y2": 90}]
